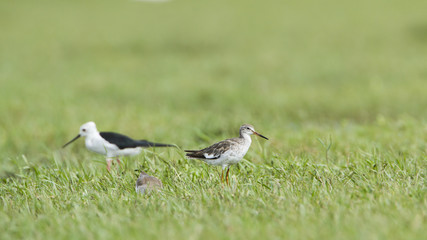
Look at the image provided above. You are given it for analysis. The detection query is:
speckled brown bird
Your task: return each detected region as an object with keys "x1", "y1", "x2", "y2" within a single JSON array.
[
  {"x1": 135, "y1": 171, "x2": 163, "y2": 194},
  {"x1": 185, "y1": 124, "x2": 268, "y2": 184}
]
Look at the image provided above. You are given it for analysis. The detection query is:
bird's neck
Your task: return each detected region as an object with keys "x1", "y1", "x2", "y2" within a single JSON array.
[
  {"x1": 240, "y1": 133, "x2": 252, "y2": 143},
  {"x1": 85, "y1": 132, "x2": 101, "y2": 141}
]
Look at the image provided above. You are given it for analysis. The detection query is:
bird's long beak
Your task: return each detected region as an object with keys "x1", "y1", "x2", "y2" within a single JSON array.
[
  {"x1": 62, "y1": 134, "x2": 81, "y2": 148},
  {"x1": 253, "y1": 131, "x2": 269, "y2": 140}
]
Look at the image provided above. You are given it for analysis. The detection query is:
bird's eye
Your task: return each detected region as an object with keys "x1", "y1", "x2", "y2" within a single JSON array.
[{"x1": 82, "y1": 129, "x2": 86, "y2": 132}]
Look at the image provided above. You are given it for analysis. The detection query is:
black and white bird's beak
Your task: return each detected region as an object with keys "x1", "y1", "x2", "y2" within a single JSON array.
[
  {"x1": 253, "y1": 131, "x2": 269, "y2": 140},
  {"x1": 62, "y1": 134, "x2": 81, "y2": 148}
]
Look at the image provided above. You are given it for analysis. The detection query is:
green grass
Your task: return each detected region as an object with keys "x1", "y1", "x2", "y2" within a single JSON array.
[{"x1": 1, "y1": 0, "x2": 427, "y2": 239}]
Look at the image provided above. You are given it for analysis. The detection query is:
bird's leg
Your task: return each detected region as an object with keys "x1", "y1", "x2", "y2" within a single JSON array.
[
  {"x1": 226, "y1": 167, "x2": 230, "y2": 185},
  {"x1": 116, "y1": 158, "x2": 121, "y2": 166},
  {"x1": 220, "y1": 169, "x2": 224, "y2": 183},
  {"x1": 106, "y1": 158, "x2": 113, "y2": 171}
]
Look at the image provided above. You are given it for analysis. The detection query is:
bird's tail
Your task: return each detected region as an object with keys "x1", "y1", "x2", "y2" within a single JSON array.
[
  {"x1": 137, "y1": 140, "x2": 176, "y2": 148},
  {"x1": 184, "y1": 150, "x2": 201, "y2": 158}
]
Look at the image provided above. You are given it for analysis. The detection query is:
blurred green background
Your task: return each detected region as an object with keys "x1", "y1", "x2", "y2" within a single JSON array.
[
  {"x1": 1, "y1": 0, "x2": 426, "y2": 156},
  {"x1": 1, "y1": 2, "x2": 427, "y2": 134},
  {"x1": 1, "y1": 0, "x2": 427, "y2": 239}
]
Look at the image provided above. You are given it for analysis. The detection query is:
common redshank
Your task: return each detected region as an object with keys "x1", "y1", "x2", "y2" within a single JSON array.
[{"x1": 185, "y1": 124, "x2": 268, "y2": 184}]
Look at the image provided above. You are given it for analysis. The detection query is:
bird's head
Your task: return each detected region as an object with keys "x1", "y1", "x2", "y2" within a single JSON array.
[
  {"x1": 79, "y1": 121, "x2": 98, "y2": 137},
  {"x1": 62, "y1": 121, "x2": 98, "y2": 148},
  {"x1": 240, "y1": 124, "x2": 268, "y2": 140}
]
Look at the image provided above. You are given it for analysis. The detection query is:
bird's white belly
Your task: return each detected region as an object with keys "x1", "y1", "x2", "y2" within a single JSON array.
[
  {"x1": 86, "y1": 138, "x2": 143, "y2": 157},
  {"x1": 85, "y1": 138, "x2": 108, "y2": 155},
  {"x1": 85, "y1": 137, "x2": 120, "y2": 157},
  {"x1": 203, "y1": 147, "x2": 249, "y2": 167},
  {"x1": 116, "y1": 148, "x2": 142, "y2": 157}
]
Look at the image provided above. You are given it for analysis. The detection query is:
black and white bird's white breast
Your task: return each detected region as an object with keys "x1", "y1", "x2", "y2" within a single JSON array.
[{"x1": 84, "y1": 133, "x2": 142, "y2": 157}]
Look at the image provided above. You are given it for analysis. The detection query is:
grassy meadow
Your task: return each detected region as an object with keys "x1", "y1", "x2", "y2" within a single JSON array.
[{"x1": 1, "y1": 0, "x2": 427, "y2": 239}]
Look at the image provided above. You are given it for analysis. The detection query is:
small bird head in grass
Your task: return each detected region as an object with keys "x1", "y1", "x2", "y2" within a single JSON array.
[{"x1": 135, "y1": 170, "x2": 163, "y2": 195}]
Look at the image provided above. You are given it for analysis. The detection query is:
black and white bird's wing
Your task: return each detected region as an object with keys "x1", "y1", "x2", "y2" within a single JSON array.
[
  {"x1": 185, "y1": 139, "x2": 236, "y2": 160},
  {"x1": 100, "y1": 132, "x2": 175, "y2": 149},
  {"x1": 137, "y1": 139, "x2": 176, "y2": 148},
  {"x1": 100, "y1": 132, "x2": 140, "y2": 149}
]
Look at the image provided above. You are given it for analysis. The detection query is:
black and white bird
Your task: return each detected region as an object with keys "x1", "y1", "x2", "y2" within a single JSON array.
[
  {"x1": 135, "y1": 171, "x2": 163, "y2": 195},
  {"x1": 185, "y1": 124, "x2": 268, "y2": 184},
  {"x1": 63, "y1": 121, "x2": 175, "y2": 171}
]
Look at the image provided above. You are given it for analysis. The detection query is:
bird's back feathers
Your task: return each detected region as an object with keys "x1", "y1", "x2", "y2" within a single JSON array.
[
  {"x1": 185, "y1": 138, "x2": 241, "y2": 160},
  {"x1": 99, "y1": 132, "x2": 175, "y2": 149}
]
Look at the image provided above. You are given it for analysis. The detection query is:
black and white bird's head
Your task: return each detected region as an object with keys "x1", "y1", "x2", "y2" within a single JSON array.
[
  {"x1": 79, "y1": 121, "x2": 98, "y2": 137},
  {"x1": 62, "y1": 121, "x2": 98, "y2": 148},
  {"x1": 240, "y1": 124, "x2": 269, "y2": 140}
]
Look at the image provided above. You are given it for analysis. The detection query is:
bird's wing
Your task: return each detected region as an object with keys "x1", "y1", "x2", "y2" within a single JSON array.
[
  {"x1": 185, "y1": 139, "x2": 236, "y2": 160},
  {"x1": 137, "y1": 140, "x2": 175, "y2": 148},
  {"x1": 100, "y1": 132, "x2": 175, "y2": 149},
  {"x1": 100, "y1": 132, "x2": 139, "y2": 149}
]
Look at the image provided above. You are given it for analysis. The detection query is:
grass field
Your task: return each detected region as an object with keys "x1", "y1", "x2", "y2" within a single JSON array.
[{"x1": 1, "y1": 0, "x2": 427, "y2": 239}]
